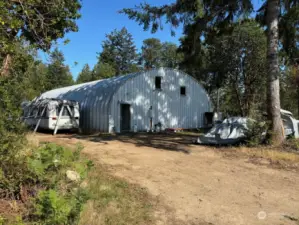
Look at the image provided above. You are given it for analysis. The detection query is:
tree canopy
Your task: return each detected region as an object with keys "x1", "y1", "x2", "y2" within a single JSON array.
[
  {"x1": 98, "y1": 27, "x2": 138, "y2": 75},
  {"x1": 0, "y1": 0, "x2": 82, "y2": 76},
  {"x1": 46, "y1": 48, "x2": 74, "y2": 90},
  {"x1": 121, "y1": 0, "x2": 299, "y2": 144},
  {"x1": 140, "y1": 38, "x2": 183, "y2": 69},
  {"x1": 77, "y1": 64, "x2": 92, "y2": 84},
  {"x1": 140, "y1": 38, "x2": 162, "y2": 69},
  {"x1": 0, "y1": 0, "x2": 81, "y2": 51}
]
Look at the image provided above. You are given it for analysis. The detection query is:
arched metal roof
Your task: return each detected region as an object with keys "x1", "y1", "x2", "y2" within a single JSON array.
[
  {"x1": 38, "y1": 71, "x2": 142, "y2": 102},
  {"x1": 37, "y1": 68, "x2": 212, "y2": 133}
]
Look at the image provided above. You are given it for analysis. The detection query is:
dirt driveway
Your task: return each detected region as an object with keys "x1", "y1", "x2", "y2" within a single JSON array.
[{"x1": 36, "y1": 133, "x2": 299, "y2": 225}]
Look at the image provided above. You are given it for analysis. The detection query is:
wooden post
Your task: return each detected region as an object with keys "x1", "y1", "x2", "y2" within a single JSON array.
[
  {"x1": 54, "y1": 105, "x2": 64, "y2": 135},
  {"x1": 66, "y1": 105, "x2": 80, "y2": 130},
  {"x1": 34, "y1": 106, "x2": 46, "y2": 133}
]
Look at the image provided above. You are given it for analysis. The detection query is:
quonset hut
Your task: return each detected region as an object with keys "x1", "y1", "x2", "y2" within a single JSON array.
[{"x1": 38, "y1": 68, "x2": 212, "y2": 133}]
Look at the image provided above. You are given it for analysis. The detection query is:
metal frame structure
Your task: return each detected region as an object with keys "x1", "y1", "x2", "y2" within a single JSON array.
[{"x1": 22, "y1": 98, "x2": 80, "y2": 135}]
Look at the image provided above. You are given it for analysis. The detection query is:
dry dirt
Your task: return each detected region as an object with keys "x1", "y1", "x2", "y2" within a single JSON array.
[{"x1": 36, "y1": 133, "x2": 299, "y2": 225}]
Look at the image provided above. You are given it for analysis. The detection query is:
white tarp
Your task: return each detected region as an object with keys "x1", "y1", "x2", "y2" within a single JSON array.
[
  {"x1": 195, "y1": 117, "x2": 251, "y2": 145},
  {"x1": 281, "y1": 109, "x2": 299, "y2": 138},
  {"x1": 195, "y1": 110, "x2": 299, "y2": 145}
]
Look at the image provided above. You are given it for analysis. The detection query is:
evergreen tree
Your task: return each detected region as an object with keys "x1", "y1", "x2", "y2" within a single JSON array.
[
  {"x1": 92, "y1": 62, "x2": 116, "y2": 80},
  {"x1": 46, "y1": 48, "x2": 74, "y2": 90},
  {"x1": 210, "y1": 21, "x2": 267, "y2": 117},
  {"x1": 0, "y1": 0, "x2": 81, "y2": 76},
  {"x1": 99, "y1": 27, "x2": 138, "y2": 75},
  {"x1": 140, "y1": 38, "x2": 182, "y2": 69},
  {"x1": 140, "y1": 38, "x2": 162, "y2": 69},
  {"x1": 24, "y1": 61, "x2": 48, "y2": 99},
  {"x1": 161, "y1": 42, "x2": 183, "y2": 68},
  {"x1": 77, "y1": 64, "x2": 92, "y2": 83},
  {"x1": 122, "y1": 0, "x2": 299, "y2": 144}
]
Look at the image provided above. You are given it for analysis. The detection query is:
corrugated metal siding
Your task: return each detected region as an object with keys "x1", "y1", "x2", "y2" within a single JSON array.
[
  {"x1": 38, "y1": 68, "x2": 211, "y2": 133},
  {"x1": 110, "y1": 68, "x2": 211, "y2": 132},
  {"x1": 38, "y1": 72, "x2": 142, "y2": 133}
]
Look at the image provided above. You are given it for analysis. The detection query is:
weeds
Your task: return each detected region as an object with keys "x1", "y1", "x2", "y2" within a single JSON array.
[
  {"x1": 0, "y1": 142, "x2": 92, "y2": 225},
  {"x1": 283, "y1": 137, "x2": 299, "y2": 152},
  {"x1": 79, "y1": 165, "x2": 154, "y2": 225}
]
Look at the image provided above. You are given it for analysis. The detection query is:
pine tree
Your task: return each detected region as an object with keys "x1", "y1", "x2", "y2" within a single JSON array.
[
  {"x1": 92, "y1": 62, "x2": 116, "y2": 80},
  {"x1": 77, "y1": 64, "x2": 92, "y2": 83},
  {"x1": 122, "y1": 0, "x2": 299, "y2": 144},
  {"x1": 99, "y1": 27, "x2": 138, "y2": 75},
  {"x1": 0, "y1": 0, "x2": 81, "y2": 76},
  {"x1": 140, "y1": 38, "x2": 162, "y2": 69},
  {"x1": 161, "y1": 42, "x2": 183, "y2": 68},
  {"x1": 46, "y1": 48, "x2": 74, "y2": 90},
  {"x1": 140, "y1": 38, "x2": 182, "y2": 69}
]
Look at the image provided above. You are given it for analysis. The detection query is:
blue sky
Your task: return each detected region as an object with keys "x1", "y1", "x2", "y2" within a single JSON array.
[{"x1": 39, "y1": 0, "x2": 263, "y2": 80}]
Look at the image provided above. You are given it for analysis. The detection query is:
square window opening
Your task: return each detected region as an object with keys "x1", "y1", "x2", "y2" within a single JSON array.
[
  {"x1": 180, "y1": 86, "x2": 186, "y2": 96},
  {"x1": 155, "y1": 76, "x2": 161, "y2": 90}
]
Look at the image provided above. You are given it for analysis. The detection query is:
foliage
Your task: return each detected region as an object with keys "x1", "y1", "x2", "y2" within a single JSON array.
[
  {"x1": 79, "y1": 166, "x2": 153, "y2": 225},
  {"x1": 0, "y1": 75, "x2": 91, "y2": 223},
  {"x1": 283, "y1": 137, "x2": 299, "y2": 152},
  {"x1": 46, "y1": 48, "x2": 74, "y2": 90},
  {"x1": 77, "y1": 64, "x2": 92, "y2": 84},
  {"x1": 121, "y1": 0, "x2": 299, "y2": 144},
  {"x1": 280, "y1": 64, "x2": 299, "y2": 118},
  {"x1": 0, "y1": 76, "x2": 28, "y2": 197},
  {"x1": 92, "y1": 62, "x2": 116, "y2": 80},
  {"x1": 24, "y1": 61, "x2": 48, "y2": 98},
  {"x1": 121, "y1": 1, "x2": 253, "y2": 37},
  {"x1": 0, "y1": 139, "x2": 91, "y2": 224},
  {"x1": 140, "y1": 38, "x2": 183, "y2": 70},
  {"x1": 34, "y1": 187, "x2": 89, "y2": 225},
  {"x1": 99, "y1": 27, "x2": 139, "y2": 75},
  {"x1": 256, "y1": 1, "x2": 299, "y2": 65},
  {"x1": 27, "y1": 143, "x2": 90, "y2": 225},
  {"x1": 34, "y1": 189, "x2": 73, "y2": 225},
  {"x1": 245, "y1": 120, "x2": 269, "y2": 147},
  {"x1": 0, "y1": 0, "x2": 81, "y2": 52},
  {"x1": 209, "y1": 21, "x2": 267, "y2": 117},
  {"x1": 160, "y1": 42, "x2": 183, "y2": 68},
  {"x1": 140, "y1": 38, "x2": 162, "y2": 69}
]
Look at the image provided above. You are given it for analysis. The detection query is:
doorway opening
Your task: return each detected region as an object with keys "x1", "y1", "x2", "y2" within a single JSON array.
[{"x1": 120, "y1": 104, "x2": 131, "y2": 132}]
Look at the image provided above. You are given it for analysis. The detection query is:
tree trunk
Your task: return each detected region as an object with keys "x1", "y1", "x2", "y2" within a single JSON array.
[
  {"x1": 266, "y1": 0, "x2": 284, "y2": 145},
  {"x1": 1, "y1": 54, "x2": 12, "y2": 77}
]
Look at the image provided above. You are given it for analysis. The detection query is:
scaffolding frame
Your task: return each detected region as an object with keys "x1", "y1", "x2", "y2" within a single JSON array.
[{"x1": 22, "y1": 98, "x2": 80, "y2": 135}]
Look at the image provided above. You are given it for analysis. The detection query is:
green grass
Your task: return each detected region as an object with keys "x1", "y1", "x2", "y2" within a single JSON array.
[
  {"x1": 170, "y1": 128, "x2": 206, "y2": 137},
  {"x1": 79, "y1": 165, "x2": 154, "y2": 225}
]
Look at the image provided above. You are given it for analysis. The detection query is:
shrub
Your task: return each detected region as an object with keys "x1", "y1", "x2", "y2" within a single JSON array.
[
  {"x1": 34, "y1": 189, "x2": 73, "y2": 225},
  {"x1": 283, "y1": 137, "x2": 299, "y2": 152},
  {"x1": 0, "y1": 77, "x2": 29, "y2": 198},
  {"x1": 0, "y1": 140, "x2": 92, "y2": 224},
  {"x1": 27, "y1": 143, "x2": 91, "y2": 224},
  {"x1": 245, "y1": 120, "x2": 269, "y2": 147}
]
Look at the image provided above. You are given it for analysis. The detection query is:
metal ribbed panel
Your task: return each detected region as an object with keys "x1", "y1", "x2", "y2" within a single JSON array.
[
  {"x1": 110, "y1": 68, "x2": 211, "y2": 132},
  {"x1": 38, "y1": 68, "x2": 212, "y2": 133}
]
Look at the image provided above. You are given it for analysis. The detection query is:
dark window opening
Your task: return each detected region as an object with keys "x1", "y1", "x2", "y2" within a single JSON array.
[
  {"x1": 38, "y1": 107, "x2": 47, "y2": 117},
  {"x1": 56, "y1": 105, "x2": 75, "y2": 116},
  {"x1": 155, "y1": 76, "x2": 161, "y2": 89},
  {"x1": 180, "y1": 86, "x2": 186, "y2": 96}
]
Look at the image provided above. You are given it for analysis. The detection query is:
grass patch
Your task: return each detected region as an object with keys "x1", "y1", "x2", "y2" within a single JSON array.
[
  {"x1": 79, "y1": 165, "x2": 154, "y2": 225},
  {"x1": 222, "y1": 145, "x2": 299, "y2": 169},
  {"x1": 1, "y1": 134, "x2": 154, "y2": 225},
  {"x1": 242, "y1": 147, "x2": 299, "y2": 162},
  {"x1": 173, "y1": 128, "x2": 206, "y2": 137}
]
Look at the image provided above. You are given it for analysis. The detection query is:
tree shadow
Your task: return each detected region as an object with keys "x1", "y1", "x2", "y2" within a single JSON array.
[{"x1": 57, "y1": 132, "x2": 194, "y2": 154}]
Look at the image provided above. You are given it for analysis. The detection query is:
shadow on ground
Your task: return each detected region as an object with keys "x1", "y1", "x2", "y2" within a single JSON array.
[{"x1": 54, "y1": 132, "x2": 197, "y2": 154}]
